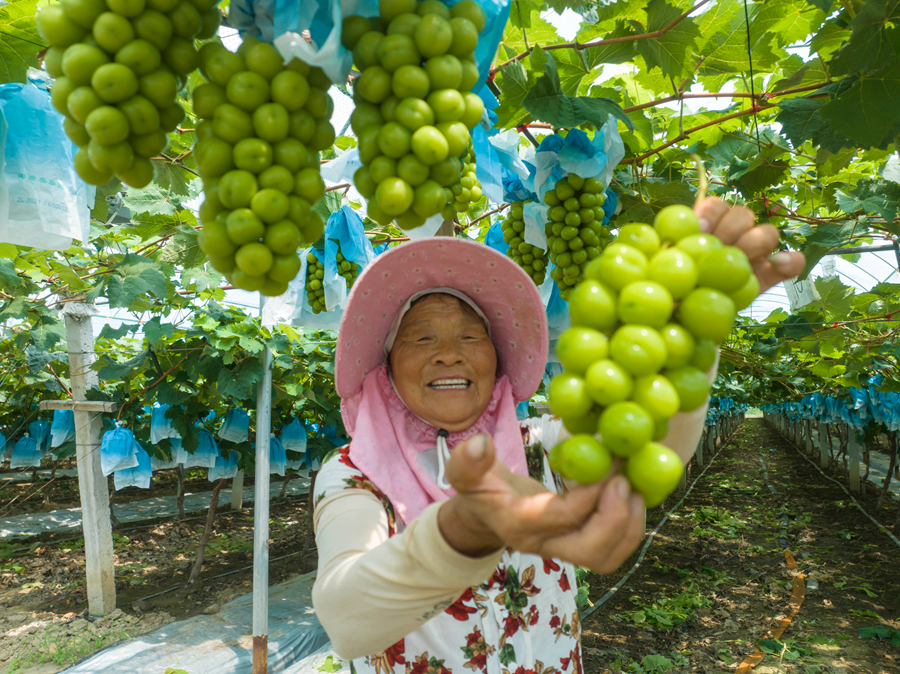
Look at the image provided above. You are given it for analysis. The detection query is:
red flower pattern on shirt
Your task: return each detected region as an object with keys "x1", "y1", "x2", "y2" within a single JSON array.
[{"x1": 314, "y1": 418, "x2": 580, "y2": 674}]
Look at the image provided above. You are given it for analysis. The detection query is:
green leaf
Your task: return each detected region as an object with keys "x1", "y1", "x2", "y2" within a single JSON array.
[
  {"x1": 798, "y1": 221, "x2": 860, "y2": 279},
  {"x1": 152, "y1": 159, "x2": 195, "y2": 197},
  {"x1": 0, "y1": 296, "x2": 30, "y2": 321},
  {"x1": 98, "y1": 323, "x2": 140, "y2": 339},
  {"x1": 819, "y1": 64, "x2": 900, "y2": 149},
  {"x1": 616, "y1": 180, "x2": 696, "y2": 223},
  {"x1": 316, "y1": 654, "x2": 342, "y2": 672},
  {"x1": 217, "y1": 360, "x2": 264, "y2": 401},
  {"x1": 182, "y1": 267, "x2": 223, "y2": 292},
  {"x1": 522, "y1": 53, "x2": 634, "y2": 130},
  {"x1": 0, "y1": 258, "x2": 22, "y2": 288},
  {"x1": 829, "y1": 0, "x2": 900, "y2": 76},
  {"x1": 25, "y1": 346, "x2": 65, "y2": 374},
  {"x1": 97, "y1": 350, "x2": 148, "y2": 380},
  {"x1": 835, "y1": 178, "x2": 900, "y2": 225},
  {"x1": 0, "y1": 0, "x2": 42, "y2": 84},
  {"x1": 494, "y1": 61, "x2": 531, "y2": 128},
  {"x1": 31, "y1": 314, "x2": 66, "y2": 351},
  {"x1": 634, "y1": 0, "x2": 701, "y2": 80},
  {"x1": 159, "y1": 226, "x2": 203, "y2": 268},
  {"x1": 509, "y1": 0, "x2": 539, "y2": 28},
  {"x1": 106, "y1": 254, "x2": 170, "y2": 308},
  {"x1": 143, "y1": 317, "x2": 175, "y2": 344},
  {"x1": 804, "y1": 0, "x2": 832, "y2": 11},
  {"x1": 776, "y1": 97, "x2": 851, "y2": 153},
  {"x1": 727, "y1": 146, "x2": 791, "y2": 196},
  {"x1": 809, "y1": 20, "x2": 851, "y2": 58},
  {"x1": 121, "y1": 183, "x2": 180, "y2": 217}
]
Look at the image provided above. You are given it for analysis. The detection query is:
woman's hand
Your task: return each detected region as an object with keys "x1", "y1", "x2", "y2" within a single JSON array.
[
  {"x1": 695, "y1": 196, "x2": 805, "y2": 293},
  {"x1": 438, "y1": 434, "x2": 646, "y2": 574}
]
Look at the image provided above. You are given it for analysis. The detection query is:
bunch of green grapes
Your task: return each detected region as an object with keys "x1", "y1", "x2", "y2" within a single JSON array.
[
  {"x1": 306, "y1": 251, "x2": 326, "y2": 313},
  {"x1": 546, "y1": 205, "x2": 759, "y2": 507},
  {"x1": 500, "y1": 200, "x2": 547, "y2": 286},
  {"x1": 38, "y1": 0, "x2": 217, "y2": 187},
  {"x1": 443, "y1": 148, "x2": 482, "y2": 217},
  {"x1": 194, "y1": 39, "x2": 333, "y2": 296},
  {"x1": 543, "y1": 173, "x2": 609, "y2": 301},
  {"x1": 335, "y1": 247, "x2": 361, "y2": 289},
  {"x1": 342, "y1": 0, "x2": 487, "y2": 229}
]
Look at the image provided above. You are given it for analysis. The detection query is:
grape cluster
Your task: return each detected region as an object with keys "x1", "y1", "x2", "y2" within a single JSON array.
[
  {"x1": 543, "y1": 173, "x2": 610, "y2": 301},
  {"x1": 38, "y1": 0, "x2": 216, "y2": 187},
  {"x1": 342, "y1": 0, "x2": 486, "y2": 229},
  {"x1": 306, "y1": 251, "x2": 326, "y2": 313},
  {"x1": 335, "y1": 248, "x2": 361, "y2": 289},
  {"x1": 443, "y1": 148, "x2": 482, "y2": 218},
  {"x1": 194, "y1": 39, "x2": 333, "y2": 296},
  {"x1": 547, "y1": 204, "x2": 758, "y2": 506},
  {"x1": 500, "y1": 200, "x2": 547, "y2": 286}
]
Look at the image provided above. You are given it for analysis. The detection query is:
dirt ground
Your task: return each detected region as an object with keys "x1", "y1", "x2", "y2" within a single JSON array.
[
  {"x1": 580, "y1": 418, "x2": 900, "y2": 673},
  {"x1": 0, "y1": 490, "x2": 316, "y2": 673},
  {"x1": 2, "y1": 419, "x2": 900, "y2": 673}
]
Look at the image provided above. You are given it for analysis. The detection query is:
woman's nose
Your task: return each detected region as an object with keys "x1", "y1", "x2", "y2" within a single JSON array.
[{"x1": 431, "y1": 339, "x2": 466, "y2": 365}]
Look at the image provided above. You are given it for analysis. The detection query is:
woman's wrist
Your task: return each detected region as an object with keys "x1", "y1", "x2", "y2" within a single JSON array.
[{"x1": 438, "y1": 496, "x2": 504, "y2": 559}]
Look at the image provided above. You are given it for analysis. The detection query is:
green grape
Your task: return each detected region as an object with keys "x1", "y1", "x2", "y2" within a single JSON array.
[
  {"x1": 305, "y1": 251, "x2": 327, "y2": 313},
  {"x1": 543, "y1": 173, "x2": 610, "y2": 299},
  {"x1": 346, "y1": 3, "x2": 481, "y2": 226},
  {"x1": 500, "y1": 199, "x2": 548, "y2": 286},
  {"x1": 335, "y1": 245, "x2": 362, "y2": 289},
  {"x1": 196, "y1": 42, "x2": 332, "y2": 295}
]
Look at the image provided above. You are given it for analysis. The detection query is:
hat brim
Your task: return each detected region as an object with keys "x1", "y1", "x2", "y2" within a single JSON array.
[{"x1": 335, "y1": 237, "x2": 549, "y2": 402}]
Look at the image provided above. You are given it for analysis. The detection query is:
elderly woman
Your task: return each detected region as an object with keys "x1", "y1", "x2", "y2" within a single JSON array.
[{"x1": 311, "y1": 197, "x2": 804, "y2": 673}]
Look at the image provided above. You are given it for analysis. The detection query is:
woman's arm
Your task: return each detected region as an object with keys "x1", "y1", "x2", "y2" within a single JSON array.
[{"x1": 311, "y1": 489, "x2": 504, "y2": 660}]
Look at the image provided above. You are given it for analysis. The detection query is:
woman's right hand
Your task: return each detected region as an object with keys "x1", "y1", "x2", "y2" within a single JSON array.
[{"x1": 437, "y1": 434, "x2": 646, "y2": 574}]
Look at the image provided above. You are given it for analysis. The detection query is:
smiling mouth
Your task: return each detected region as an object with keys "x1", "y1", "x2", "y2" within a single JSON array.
[{"x1": 428, "y1": 378, "x2": 472, "y2": 390}]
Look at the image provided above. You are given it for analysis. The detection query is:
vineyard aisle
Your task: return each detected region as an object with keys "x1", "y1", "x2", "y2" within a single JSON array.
[{"x1": 579, "y1": 418, "x2": 900, "y2": 673}]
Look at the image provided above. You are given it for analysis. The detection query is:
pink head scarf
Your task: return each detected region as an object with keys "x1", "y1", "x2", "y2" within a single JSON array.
[{"x1": 340, "y1": 290, "x2": 530, "y2": 525}]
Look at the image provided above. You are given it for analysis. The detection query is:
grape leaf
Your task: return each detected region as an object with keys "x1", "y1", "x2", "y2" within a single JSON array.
[
  {"x1": 30, "y1": 314, "x2": 66, "y2": 351},
  {"x1": 615, "y1": 179, "x2": 695, "y2": 223},
  {"x1": 0, "y1": 0, "x2": 42, "y2": 84},
  {"x1": 160, "y1": 226, "x2": 203, "y2": 268},
  {"x1": 829, "y1": 0, "x2": 900, "y2": 76},
  {"x1": 96, "y1": 350, "x2": 149, "y2": 380},
  {"x1": 797, "y1": 221, "x2": 860, "y2": 279},
  {"x1": 835, "y1": 177, "x2": 900, "y2": 225},
  {"x1": 819, "y1": 64, "x2": 900, "y2": 148},
  {"x1": 727, "y1": 146, "x2": 791, "y2": 196},
  {"x1": 776, "y1": 97, "x2": 852, "y2": 153},
  {"x1": 122, "y1": 183, "x2": 178, "y2": 217},
  {"x1": 522, "y1": 53, "x2": 634, "y2": 130},
  {"x1": 106, "y1": 254, "x2": 170, "y2": 308},
  {"x1": 0, "y1": 296, "x2": 30, "y2": 321},
  {"x1": 143, "y1": 316, "x2": 175, "y2": 344},
  {"x1": 217, "y1": 359, "x2": 264, "y2": 400},
  {"x1": 494, "y1": 61, "x2": 531, "y2": 128},
  {"x1": 634, "y1": 0, "x2": 701, "y2": 80},
  {"x1": 98, "y1": 323, "x2": 140, "y2": 339}
]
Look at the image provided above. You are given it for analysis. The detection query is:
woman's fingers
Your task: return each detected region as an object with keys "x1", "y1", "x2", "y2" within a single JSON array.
[
  {"x1": 734, "y1": 224, "x2": 780, "y2": 264},
  {"x1": 695, "y1": 196, "x2": 729, "y2": 233},
  {"x1": 445, "y1": 434, "x2": 496, "y2": 493},
  {"x1": 752, "y1": 251, "x2": 807, "y2": 294},
  {"x1": 589, "y1": 494, "x2": 646, "y2": 573},
  {"x1": 539, "y1": 476, "x2": 635, "y2": 569},
  {"x1": 709, "y1": 205, "x2": 755, "y2": 244}
]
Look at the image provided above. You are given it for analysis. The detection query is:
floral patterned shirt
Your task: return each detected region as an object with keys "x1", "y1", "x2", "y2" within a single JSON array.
[{"x1": 313, "y1": 416, "x2": 583, "y2": 674}]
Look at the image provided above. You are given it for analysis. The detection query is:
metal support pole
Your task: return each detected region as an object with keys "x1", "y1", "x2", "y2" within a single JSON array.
[
  {"x1": 232, "y1": 470, "x2": 245, "y2": 511},
  {"x1": 62, "y1": 302, "x2": 116, "y2": 616},
  {"x1": 253, "y1": 300, "x2": 273, "y2": 674}
]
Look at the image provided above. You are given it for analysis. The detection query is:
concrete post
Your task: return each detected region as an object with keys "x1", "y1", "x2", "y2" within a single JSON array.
[
  {"x1": 231, "y1": 470, "x2": 244, "y2": 510},
  {"x1": 817, "y1": 422, "x2": 829, "y2": 469},
  {"x1": 61, "y1": 302, "x2": 116, "y2": 616},
  {"x1": 847, "y1": 430, "x2": 861, "y2": 493}
]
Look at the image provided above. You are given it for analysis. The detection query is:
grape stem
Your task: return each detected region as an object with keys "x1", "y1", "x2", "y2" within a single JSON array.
[{"x1": 691, "y1": 154, "x2": 707, "y2": 208}]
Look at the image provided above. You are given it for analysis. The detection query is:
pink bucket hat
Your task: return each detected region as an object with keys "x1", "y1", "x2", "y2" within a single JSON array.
[{"x1": 335, "y1": 237, "x2": 549, "y2": 402}]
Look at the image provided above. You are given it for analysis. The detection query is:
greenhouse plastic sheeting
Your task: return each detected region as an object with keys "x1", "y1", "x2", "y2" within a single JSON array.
[
  {"x1": 0, "y1": 477, "x2": 310, "y2": 538},
  {"x1": 61, "y1": 571, "x2": 329, "y2": 674}
]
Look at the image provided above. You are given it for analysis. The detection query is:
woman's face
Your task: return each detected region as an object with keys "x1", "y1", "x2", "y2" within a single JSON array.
[{"x1": 389, "y1": 294, "x2": 498, "y2": 433}]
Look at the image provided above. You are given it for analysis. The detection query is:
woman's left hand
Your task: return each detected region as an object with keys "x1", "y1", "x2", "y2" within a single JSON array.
[{"x1": 439, "y1": 434, "x2": 646, "y2": 574}]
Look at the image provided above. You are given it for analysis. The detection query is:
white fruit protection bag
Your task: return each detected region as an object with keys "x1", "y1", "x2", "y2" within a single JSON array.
[{"x1": 0, "y1": 83, "x2": 94, "y2": 251}]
